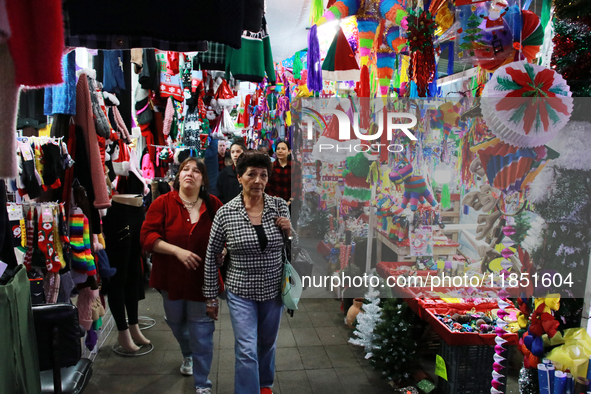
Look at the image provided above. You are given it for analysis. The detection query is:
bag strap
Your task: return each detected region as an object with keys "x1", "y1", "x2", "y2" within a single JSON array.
[{"x1": 275, "y1": 197, "x2": 295, "y2": 317}]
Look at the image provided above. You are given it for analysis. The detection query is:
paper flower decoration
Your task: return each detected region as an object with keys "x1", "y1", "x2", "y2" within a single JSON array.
[{"x1": 482, "y1": 61, "x2": 573, "y2": 148}]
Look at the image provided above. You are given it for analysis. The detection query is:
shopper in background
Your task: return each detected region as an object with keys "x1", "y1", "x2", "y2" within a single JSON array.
[
  {"x1": 203, "y1": 151, "x2": 291, "y2": 394},
  {"x1": 140, "y1": 157, "x2": 223, "y2": 394},
  {"x1": 218, "y1": 140, "x2": 229, "y2": 171},
  {"x1": 257, "y1": 144, "x2": 275, "y2": 162},
  {"x1": 216, "y1": 140, "x2": 245, "y2": 204},
  {"x1": 266, "y1": 140, "x2": 302, "y2": 229}
]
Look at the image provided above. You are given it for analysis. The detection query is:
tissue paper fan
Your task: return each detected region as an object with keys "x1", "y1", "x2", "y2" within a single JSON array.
[{"x1": 482, "y1": 61, "x2": 573, "y2": 148}]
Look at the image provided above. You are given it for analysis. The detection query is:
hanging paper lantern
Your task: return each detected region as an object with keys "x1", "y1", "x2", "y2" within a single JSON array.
[
  {"x1": 322, "y1": 27, "x2": 361, "y2": 82},
  {"x1": 384, "y1": 22, "x2": 406, "y2": 53},
  {"x1": 501, "y1": 248, "x2": 514, "y2": 258},
  {"x1": 474, "y1": 138, "x2": 556, "y2": 195},
  {"x1": 317, "y1": 0, "x2": 408, "y2": 67},
  {"x1": 482, "y1": 61, "x2": 573, "y2": 148}
]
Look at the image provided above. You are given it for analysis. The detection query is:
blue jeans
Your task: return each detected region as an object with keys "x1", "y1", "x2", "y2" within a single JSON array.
[
  {"x1": 226, "y1": 290, "x2": 283, "y2": 394},
  {"x1": 161, "y1": 290, "x2": 214, "y2": 389}
]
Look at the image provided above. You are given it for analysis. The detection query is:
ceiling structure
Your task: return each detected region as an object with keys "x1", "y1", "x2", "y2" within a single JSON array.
[{"x1": 266, "y1": 0, "x2": 312, "y2": 63}]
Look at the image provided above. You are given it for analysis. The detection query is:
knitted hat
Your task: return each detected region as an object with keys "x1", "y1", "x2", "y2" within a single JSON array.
[{"x1": 322, "y1": 27, "x2": 360, "y2": 82}]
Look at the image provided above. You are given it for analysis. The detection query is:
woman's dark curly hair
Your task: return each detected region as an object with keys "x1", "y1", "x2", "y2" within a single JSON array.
[{"x1": 236, "y1": 151, "x2": 272, "y2": 177}]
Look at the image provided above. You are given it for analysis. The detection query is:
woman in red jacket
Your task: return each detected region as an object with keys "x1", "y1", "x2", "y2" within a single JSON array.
[{"x1": 140, "y1": 157, "x2": 222, "y2": 394}]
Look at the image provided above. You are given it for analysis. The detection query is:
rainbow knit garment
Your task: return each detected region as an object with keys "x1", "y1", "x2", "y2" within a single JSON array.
[{"x1": 69, "y1": 214, "x2": 96, "y2": 276}]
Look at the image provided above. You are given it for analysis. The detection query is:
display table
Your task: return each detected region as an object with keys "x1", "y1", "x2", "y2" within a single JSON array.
[{"x1": 375, "y1": 261, "x2": 518, "y2": 347}]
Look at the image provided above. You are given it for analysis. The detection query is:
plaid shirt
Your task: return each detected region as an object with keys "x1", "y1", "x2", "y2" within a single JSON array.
[
  {"x1": 204, "y1": 193, "x2": 290, "y2": 301},
  {"x1": 218, "y1": 154, "x2": 226, "y2": 172},
  {"x1": 195, "y1": 42, "x2": 227, "y2": 71},
  {"x1": 267, "y1": 160, "x2": 302, "y2": 202}
]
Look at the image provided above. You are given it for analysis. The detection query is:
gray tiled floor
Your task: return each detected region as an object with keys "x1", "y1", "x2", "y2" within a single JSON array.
[
  {"x1": 84, "y1": 289, "x2": 520, "y2": 393},
  {"x1": 84, "y1": 290, "x2": 393, "y2": 394}
]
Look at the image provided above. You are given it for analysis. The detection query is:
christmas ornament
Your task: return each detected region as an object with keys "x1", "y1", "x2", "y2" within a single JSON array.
[
  {"x1": 406, "y1": 9, "x2": 437, "y2": 97},
  {"x1": 482, "y1": 61, "x2": 573, "y2": 148}
]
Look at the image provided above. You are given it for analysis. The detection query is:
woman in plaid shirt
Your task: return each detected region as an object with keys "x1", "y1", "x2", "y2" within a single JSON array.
[
  {"x1": 204, "y1": 151, "x2": 291, "y2": 394},
  {"x1": 267, "y1": 140, "x2": 302, "y2": 228}
]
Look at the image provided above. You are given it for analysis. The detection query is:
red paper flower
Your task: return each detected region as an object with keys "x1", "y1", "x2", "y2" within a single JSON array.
[{"x1": 495, "y1": 63, "x2": 571, "y2": 135}]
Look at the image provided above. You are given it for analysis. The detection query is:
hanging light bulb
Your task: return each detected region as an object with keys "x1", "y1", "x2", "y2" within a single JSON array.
[{"x1": 433, "y1": 163, "x2": 452, "y2": 184}]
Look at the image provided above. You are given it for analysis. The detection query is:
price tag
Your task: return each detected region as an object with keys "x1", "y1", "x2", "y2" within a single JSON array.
[
  {"x1": 7, "y1": 204, "x2": 23, "y2": 221},
  {"x1": 0, "y1": 261, "x2": 7, "y2": 277},
  {"x1": 435, "y1": 354, "x2": 448, "y2": 381},
  {"x1": 21, "y1": 147, "x2": 33, "y2": 161},
  {"x1": 42, "y1": 207, "x2": 53, "y2": 223}
]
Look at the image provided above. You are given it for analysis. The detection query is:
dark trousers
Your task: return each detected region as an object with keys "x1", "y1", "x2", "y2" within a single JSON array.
[{"x1": 102, "y1": 202, "x2": 145, "y2": 331}]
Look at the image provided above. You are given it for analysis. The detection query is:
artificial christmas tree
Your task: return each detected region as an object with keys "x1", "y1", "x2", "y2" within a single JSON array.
[
  {"x1": 349, "y1": 282, "x2": 383, "y2": 358},
  {"x1": 370, "y1": 298, "x2": 426, "y2": 385}
]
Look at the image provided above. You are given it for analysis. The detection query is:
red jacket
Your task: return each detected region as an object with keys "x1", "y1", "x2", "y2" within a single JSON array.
[{"x1": 140, "y1": 190, "x2": 222, "y2": 302}]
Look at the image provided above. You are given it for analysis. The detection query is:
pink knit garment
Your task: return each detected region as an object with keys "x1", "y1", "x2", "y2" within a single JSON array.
[
  {"x1": 77, "y1": 287, "x2": 99, "y2": 331},
  {"x1": 74, "y1": 75, "x2": 111, "y2": 209},
  {"x1": 112, "y1": 106, "x2": 131, "y2": 142},
  {"x1": 162, "y1": 97, "x2": 174, "y2": 137}
]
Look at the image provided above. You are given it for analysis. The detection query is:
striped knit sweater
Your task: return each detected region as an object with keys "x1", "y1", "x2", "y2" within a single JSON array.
[{"x1": 69, "y1": 214, "x2": 96, "y2": 276}]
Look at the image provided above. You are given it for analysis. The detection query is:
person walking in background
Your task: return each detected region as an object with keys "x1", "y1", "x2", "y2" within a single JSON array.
[
  {"x1": 216, "y1": 140, "x2": 245, "y2": 204},
  {"x1": 266, "y1": 140, "x2": 302, "y2": 229}
]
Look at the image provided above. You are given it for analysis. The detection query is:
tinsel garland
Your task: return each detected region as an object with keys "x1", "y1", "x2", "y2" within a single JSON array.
[
  {"x1": 553, "y1": 0, "x2": 591, "y2": 20},
  {"x1": 307, "y1": 25, "x2": 323, "y2": 92},
  {"x1": 551, "y1": 18, "x2": 591, "y2": 89},
  {"x1": 518, "y1": 367, "x2": 540, "y2": 394},
  {"x1": 406, "y1": 9, "x2": 437, "y2": 97}
]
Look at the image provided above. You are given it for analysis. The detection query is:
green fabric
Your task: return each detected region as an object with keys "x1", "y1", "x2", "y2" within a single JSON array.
[
  {"x1": 441, "y1": 183, "x2": 451, "y2": 209},
  {"x1": 226, "y1": 30, "x2": 276, "y2": 84},
  {"x1": 196, "y1": 42, "x2": 227, "y2": 71},
  {"x1": 541, "y1": 0, "x2": 551, "y2": 34},
  {"x1": 321, "y1": 33, "x2": 338, "y2": 72},
  {"x1": 0, "y1": 265, "x2": 41, "y2": 394},
  {"x1": 293, "y1": 51, "x2": 303, "y2": 79}
]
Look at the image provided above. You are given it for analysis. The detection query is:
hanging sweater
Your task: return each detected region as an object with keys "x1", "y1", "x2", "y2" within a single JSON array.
[
  {"x1": 73, "y1": 75, "x2": 111, "y2": 209},
  {"x1": 225, "y1": 19, "x2": 276, "y2": 84}
]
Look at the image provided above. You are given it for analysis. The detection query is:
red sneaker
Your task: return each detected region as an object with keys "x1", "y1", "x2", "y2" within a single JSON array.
[{"x1": 260, "y1": 388, "x2": 273, "y2": 394}]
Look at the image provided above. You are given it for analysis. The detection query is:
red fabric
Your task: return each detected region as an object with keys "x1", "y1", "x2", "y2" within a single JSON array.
[
  {"x1": 166, "y1": 51, "x2": 179, "y2": 75},
  {"x1": 6, "y1": 0, "x2": 63, "y2": 87},
  {"x1": 266, "y1": 160, "x2": 301, "y2": 202},
  {"x1": 140, "y1": 191, "x2": 223, "y2": 302},
  {"x1": 334, "y1": 27, "x2": 359, "y2": 71},
  {"x1": 140, "y1": 123, "x2": 156, "y2": 162},
  {"x1": 355, "y1": 65, "x2": 371, "y2": 129}
]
